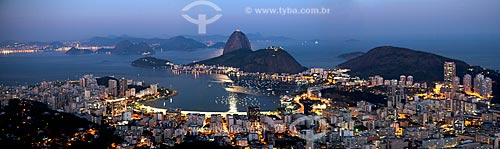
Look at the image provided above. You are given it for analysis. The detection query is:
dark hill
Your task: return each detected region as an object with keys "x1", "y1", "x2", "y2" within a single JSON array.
[
  {"x1": 111, "y1": 40, "x2": 154, "y2": 55},
  {"x1": 0, "y1": 99, "x2": 122, "y2": 148},
  {"x1": 337, "y1": 46, "x2": 500, "y2": 105},
  {"x1": 131, "y1": 57, "x2": 172, "y2": 68},
  {"x1": 96, "y1": 76, "x2": 119, "y2": 87},
  {"x1": 65, "y1": 47, "x2": 93, "y2": 55},
  {"x1": 195, "y1": 46, "x2": 306, "y2": 74},
  {"x1": 159, "y1": 36, "x2": 207, "y2": 51},
  {"x1": 337, "y1": 46, "x2": 470, "y2": 82}
]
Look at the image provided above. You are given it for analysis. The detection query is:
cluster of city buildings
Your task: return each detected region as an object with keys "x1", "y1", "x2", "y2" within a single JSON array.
[
  {"x1": 0, "y1": 42, "x2": 46, "y2": 54},
  {"x1": 0, "y1": 41, "x2": 114, "y2": 54},
  {"x1": 443, "y1": 62, "x2": 493, "y2": 99},
  {"x1": 1, "y1": 61, "x2": 499, "y2": 148}
]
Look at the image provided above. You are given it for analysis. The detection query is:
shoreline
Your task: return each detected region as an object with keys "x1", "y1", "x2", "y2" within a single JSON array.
[{"x1": 136, "y1": 89, "x2": 178, "y2": 105}]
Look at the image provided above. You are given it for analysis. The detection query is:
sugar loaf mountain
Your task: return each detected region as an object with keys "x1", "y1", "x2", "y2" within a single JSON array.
[
  {"x1": 338, "y1": 46, "x2": 500, "y2": 103},
  {"x1": 194, "y1": 30, "x2": 306, "y2": 74}
]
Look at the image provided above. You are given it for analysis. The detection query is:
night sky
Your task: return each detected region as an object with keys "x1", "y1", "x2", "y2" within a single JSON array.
[{"x1": 1, "y1": 0, "x2": 499, "y2": 41}]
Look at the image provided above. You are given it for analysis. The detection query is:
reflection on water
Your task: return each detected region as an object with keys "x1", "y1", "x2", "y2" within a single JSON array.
[
  {"x1": 213, "y1": 74, "x2": 261, "y2": 96},
  {"x1": 210, "y1": 73, "x2": 265, "y2": 112},
  {"x1": 228, "y1": 93, "x2": 237, "y2": 113},
  {"x1": 0, "y1": 51, "x2": 280, "y2": 112},
  {"x1": 215, "y1": 93, "x2": 261, "y2": 113},
  {"x1": 211, "y1": 74, "x2": 234, "y2": 83},
  {"x1": 152, "y1": 72, "x2": 280, "y2": 112}
]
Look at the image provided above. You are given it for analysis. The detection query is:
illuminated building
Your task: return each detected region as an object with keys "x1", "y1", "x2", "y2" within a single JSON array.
[
  {"x1": 473, "y1": 74, "x2": 492, "y2": 98},
  {"x1": 370, "y1": 76, "x2": 376, "y2": 86},
  {"x1": 150, "y1": 83, "x2": 158, "y2": 94},
  {"x1": 482, "y1": 77, "x2": 493, "y2": 98},
  {"x1": 399, "y1": 75, "x2": 406, "y2": 86},
  {"x1": 130, "y1": 88, "x2": 136, "y2": 97},
  {"x1": 452, "y1": 76, "x2": 460, "y2": 92},
  {"x1": 309, "y1": 68, "x2": 324, "y2": 74},
  {"x1": 390, "y1": 79, "x2": 398, "y2": 87},
  {"x1": 84, "y1": 90, "x2": 90, "y2": 100},
  {"x1": 474, "y1": 74, "x2": 483, "y2": 94},
  {"x1": 108, "y1": 79, "x2": 118, "y2": 97},
  {"x1": 463, "y1": 74, "x2": 472, "y2": 93},
  {"x1": 375, "y1": 75, "x2": 384, "y2": 86},
  {"x1": 247, "y1": 106, "x2": 260, "y2": 123},
  {"x1": 306, "y1": 87, "x2": 322, "y2": 98},
  {"x1": 443, "y1": 61, "x2": 456, "y2": 89},
  {"x1": 119, "y1": 77, "x2": 127, "y2": 97},
  {"x1": 406, "y1": 76, "x2": 414, "y2": 86},
  {"x1": 80, "y1": 77, "x2": 87, "y2": 88}
]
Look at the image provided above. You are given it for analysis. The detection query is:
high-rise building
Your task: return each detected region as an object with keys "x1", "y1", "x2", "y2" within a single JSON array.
[
  {"x1": 108, "y1": 79, "x2": 118, "y2": 97},
  {"x1": 474, "y1": 74, "x2": 484, "y2": 94},
  {"x1": 387, "y1": 86, "x2": 405, "y2": 108},
  {"x1": 473, "y1": 74, "x2": 493, "y2": 99},
  {"x1": 84, "y1": 90, "x2": 90, "y2": 100},
  {"x1": 150, "y1": 84, "x2": 158, "y2": 95},
  {"x1": 452, "y1": 76, "x2": 460, "y2": 92},
  {"x1": 370, "y1": 76, "x2": 376, "y2": 86},
  {"x1": 406, "y1": 76, "x2": 414, "y2": 87},
  {"x1": 399, "y1": 75, "x2": 406, "y2": 86},
  {"x1": 247, "y1": 106, "x2": 260, "y2": 122},
  {"x1": 444, "y1": 62, "x2": 456, "y2": 89},
  {"x1": 372, "y1": 75, "x2": 384, "y2": 86},
  {"x1": 130, "y1": 88, "x2": 136, "y2": 97},
  {"x1": 391, "y1": 79, "x2": 398, "y2": 87},
  {"x1": 119, "y1": 78, "x2": 127, "y2": 97},
  {"x1": 376, "y1": 75, "x2": 384, "y2": 86},
  {"x1": 482, "y1": 77, "x2": 493, "y2": 98},
  {"x1": 384, "y1": 80, "x2": 391, "y2": 86},
  {"x1": 80, "y1": 77, "x2": 87, "y2": 88},
  {"x1": 463, "y1": 74, "x2": 472, "y2": 93},
  {"x1": 310, "y1": 68, "x2": 324, "y2": 74}
]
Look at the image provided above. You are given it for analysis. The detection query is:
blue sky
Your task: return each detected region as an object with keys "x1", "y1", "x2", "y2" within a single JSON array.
[{"x1": 1, "y1": 0, "x2": 499, "y2": 41}]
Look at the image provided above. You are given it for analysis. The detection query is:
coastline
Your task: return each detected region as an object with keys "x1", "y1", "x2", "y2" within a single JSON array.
[{"x1": 136, "y1": 89, "x2": 178, "y2": 105}]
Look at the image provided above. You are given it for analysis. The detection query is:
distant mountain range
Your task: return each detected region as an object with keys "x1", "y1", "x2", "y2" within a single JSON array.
[
  {"x1": 85, "y1": 35, "x2": 209, "y2": 52},
  {"x1": 83, "y1": 33, "x2": 296, "y2": 47},
  {"x1": 185, "y1": 32, "x2": 296, "y2": 43},
  {"x1": 72, "y1": 33, "x2": 298, "y2": 55},
  {"x1": 194, "y1": 30, "x2": 306, "y2": 74},
  {"x1": 84, "y1": 36, "x2": 152, "y2": 46}
]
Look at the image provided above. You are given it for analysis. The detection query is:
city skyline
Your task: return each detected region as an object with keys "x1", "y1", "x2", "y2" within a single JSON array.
[{"x1": 1, "y1": 1, "x2": 500, "y2": 148}]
